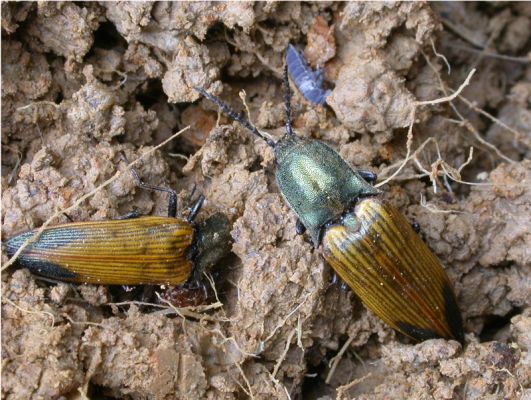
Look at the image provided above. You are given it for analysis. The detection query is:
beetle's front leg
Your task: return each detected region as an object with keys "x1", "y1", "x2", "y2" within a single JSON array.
[
  {"x1": 358, "y1": 170, "x2": 377, "y2": 185},
  {"x1": 295, "y1": 218, "x2": 306, "y2": 235}
]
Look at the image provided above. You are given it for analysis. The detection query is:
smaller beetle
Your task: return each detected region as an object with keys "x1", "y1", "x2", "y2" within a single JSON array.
[
  {"x1": 195, "y1": 57, "x2": 464, "y2": 343},
  {"x1": 5, "y1": 165, "x2": 232, "y2": 287}
]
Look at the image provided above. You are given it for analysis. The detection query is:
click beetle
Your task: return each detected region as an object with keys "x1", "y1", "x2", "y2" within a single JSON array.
[
  {"x1": 5, "y1": 165, "x2": 232, "y2": 287},
  {"x1": 194, "y1": 58, "x2": 464, "y2": 343}
]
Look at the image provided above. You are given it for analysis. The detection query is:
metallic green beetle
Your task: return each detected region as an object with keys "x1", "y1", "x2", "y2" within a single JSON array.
[{"x1": 195, "y1": 60, "x2": 464, "y2": 343}]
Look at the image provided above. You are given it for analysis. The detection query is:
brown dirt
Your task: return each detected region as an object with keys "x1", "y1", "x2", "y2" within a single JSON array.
[{"x1": 2, "y1": 2, "x2": 530, "y2": 399}]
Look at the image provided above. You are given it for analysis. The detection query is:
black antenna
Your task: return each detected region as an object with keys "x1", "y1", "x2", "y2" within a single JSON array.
[
  {"x1": 284, "y1": 63, "x2": 295, "y2": 137},
  {"x1": 194, "y1": 87, "x2": 276, "y2": 148}
]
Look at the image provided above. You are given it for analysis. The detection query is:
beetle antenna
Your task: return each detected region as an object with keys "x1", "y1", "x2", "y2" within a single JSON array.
[
  {"x1": 120, "y1": 151, "x2": 178, "y2": 218},
  {"x1": 194, "y1": 87, "x2": 276, "y2": 148},
  {"x1": 284, "y1": 63, "x2": 295, "y2": 137}
]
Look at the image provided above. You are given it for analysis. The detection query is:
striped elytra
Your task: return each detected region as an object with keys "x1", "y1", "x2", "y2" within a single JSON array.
[
  {"x1": 322, "y1": 198, "x2": 464, "y2": 342},
  {"x1": 6, "y1": 216, "x2": 194, "y2": 285}
]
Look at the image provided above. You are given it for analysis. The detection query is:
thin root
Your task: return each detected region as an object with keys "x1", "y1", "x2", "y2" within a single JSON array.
[
  {"x1": 262, "y1": 292, "x2": 311, "y2": 345},
  {"x1": 375, "y1": 68, "x2": 476, "y2": 188},
  {"x1": 16, "y1": 101, "x2": 61, "y2": 112},
  {"x1": 272, "y1": 327, "x2": 297, "y2": 378},
  {"x1": 2, "y1": 297, "x2": 55, "y2": 327},
  {"x1": 325, "y1": 335, "x2": 354, "y2": 384}
]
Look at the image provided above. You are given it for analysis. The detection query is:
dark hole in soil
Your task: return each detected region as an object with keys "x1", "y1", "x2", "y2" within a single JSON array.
[
  {"x1": 204, "y1": 21, "x2": 227, "y2": 42},
  {"x1": 171, "y1": 137, "x2": 197, "y2": 158},
  {"x1": 475, "y1": 2, "x2": 499, "y2": 17},
  {"x1": 302, "y1": 338, "x2": 353, "y2": 399},
  {"x1": 91, "y1": 21, "x2": 127, "y2": 52},
  {"x1": 88, "y1": 383, "x2": 116, "y2": 399},
  {"x1": 301, "y1": 361, "x2": 329, "y2": 400},
  {"x1": 479, "y1": 307, "x2": 521, "y2": 342},
  {"x1": 418, "y1": 174, "x2": 433, "y2": 187},
  {"x1": 136, "y1": 79, "x2": 167, "y2": 109},
  {"x1": 248, "y1": 158, "x2": 263, "y2": 173},
  {"x1": 55, "y1": 91, "x2": 64, "y2": 104},
  {"x1": 259, "y1": 18, "x2": 278, "y2": 30},
  {"x1": 371, "y1": 153, "x2": 386, "y2": 169}
]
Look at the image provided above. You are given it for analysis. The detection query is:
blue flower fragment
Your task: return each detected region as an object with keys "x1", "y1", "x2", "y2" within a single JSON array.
[{"x1": 286, "y1": 44, "x2": 331, "y2": 106}]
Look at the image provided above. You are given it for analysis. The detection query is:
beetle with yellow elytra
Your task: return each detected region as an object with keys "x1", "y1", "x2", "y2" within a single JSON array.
[
  {"x1": 6, "y1": 164, "x2": 231, "y2": 290},
  {"x1": 195, "y1": 55, "x2": 464, "y2": 343}
]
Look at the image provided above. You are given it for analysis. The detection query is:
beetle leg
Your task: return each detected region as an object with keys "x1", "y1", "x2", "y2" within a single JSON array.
[
  {"x1": 131, "y1": 172, "x2": 178, "y2": 218},
  {"x1": 295, "y1": 218, "x2": 307, "y2": 235},
  {"x1": 283, "y1": 63, "x2": 296, "y2": 137},
  {"x1": 358, "y1": 170, "x2": 378, "y2": 185},
  {"x1": 328, "y1": 272, "x2": 350, "y2": 291},
  {"x1": 327, "y1": 271, "x2": 351, "y2": 291},
  {"x1": 188, "y1": 194, "x2": 205, "y2": 223}
]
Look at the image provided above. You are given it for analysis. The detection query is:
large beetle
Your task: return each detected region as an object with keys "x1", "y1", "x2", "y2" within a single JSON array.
[{"x1": 195, "y1": 56, "x2": 463, "y2": 343}]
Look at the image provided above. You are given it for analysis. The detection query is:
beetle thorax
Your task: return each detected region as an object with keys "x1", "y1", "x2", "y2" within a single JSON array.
[{"x1": 274, "y1": 135, "x2": 379, "y2": 247}]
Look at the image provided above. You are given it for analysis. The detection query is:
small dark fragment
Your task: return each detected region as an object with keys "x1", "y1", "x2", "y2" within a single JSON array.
[{"x1": 162, "y1": 283, "x2": 213, "y2": 308}]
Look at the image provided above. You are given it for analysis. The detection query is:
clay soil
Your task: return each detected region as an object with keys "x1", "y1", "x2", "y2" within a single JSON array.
[{"x1": 1, "y1": 2, "x2": 530, "y2": 399}]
